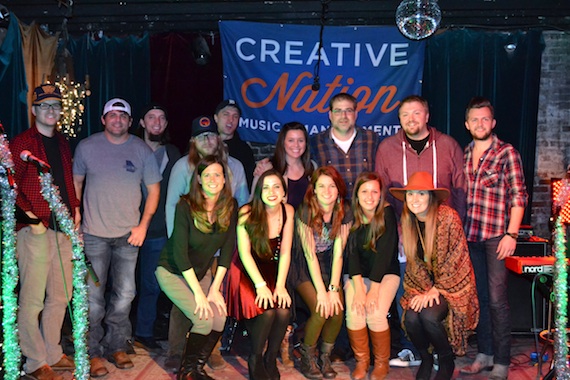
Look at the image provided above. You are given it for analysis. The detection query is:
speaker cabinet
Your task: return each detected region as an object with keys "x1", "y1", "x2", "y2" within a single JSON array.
[{"x1": 508, "y1": 241, "x2": 549, "y2": 334}]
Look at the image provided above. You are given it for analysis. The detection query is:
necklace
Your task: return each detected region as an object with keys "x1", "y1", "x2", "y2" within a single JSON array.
[{"x1": 415, "y1": 218, "x2": 427, "y2": 262}]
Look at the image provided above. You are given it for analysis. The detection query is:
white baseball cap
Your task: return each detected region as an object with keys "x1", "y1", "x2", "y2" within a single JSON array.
[{"x1": 103, "y1": 98, "x2": 132, "y2": 117}]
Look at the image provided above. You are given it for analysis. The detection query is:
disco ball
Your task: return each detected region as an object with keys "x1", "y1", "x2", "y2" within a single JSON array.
[{"x1": 396, "y1": 0, "x2": 442, "y2": 40}]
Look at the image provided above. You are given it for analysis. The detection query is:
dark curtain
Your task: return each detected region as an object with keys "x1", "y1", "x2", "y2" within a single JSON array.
[
  {"x1": 149, "y1": 32, "x2": 223, "y2": 154},
  {"x1": 423, "y1": 29, "x2": 544, "y2": 224},
  {"x1": 0, "y1": 15, "x2": 29, "y2": 138},
  {"x1": 65, "y1": 33, "x2": 150, "y2": 147}
]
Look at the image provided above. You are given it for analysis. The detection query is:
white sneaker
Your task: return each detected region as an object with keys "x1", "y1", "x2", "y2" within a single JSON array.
[{"x1": 389, "y1": 349, "x2": 422, "y2": 367}]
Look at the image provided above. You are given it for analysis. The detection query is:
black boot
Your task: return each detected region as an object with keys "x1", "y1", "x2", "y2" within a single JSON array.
[
  {"x1": 264, "y1": 350, "x2": 280, "y2": 380},
  {"x1": 434, "y1": 352, "x2": 455, "y2": 380},
  {"x1": 415, "y1": 349, "x2": 434, "y2": 380},
  {"x1": 195, "y1": 330, "x2": 223, "y2": 380},
  {"x1": 249, "y1": 353, "x2": 270, "y2": 380},
  {"x1": 178, "y1": 331, "x2": 210, "y2": 380},
  {"x1": 318, "y1": 342, "x2": 337, "y2": 379},
  {"x1": 299, "y1": 343, "x2": 323, "y2": 380}
]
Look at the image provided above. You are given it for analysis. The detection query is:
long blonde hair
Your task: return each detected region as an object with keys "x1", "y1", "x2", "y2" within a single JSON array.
[{"x1": 400, "y1": 191, "x2": 439, "y2": 269}]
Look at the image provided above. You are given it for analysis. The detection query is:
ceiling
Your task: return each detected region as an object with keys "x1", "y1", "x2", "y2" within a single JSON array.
[{"x1": 3, "y1": 0, "x2": 570, "y2": 36}]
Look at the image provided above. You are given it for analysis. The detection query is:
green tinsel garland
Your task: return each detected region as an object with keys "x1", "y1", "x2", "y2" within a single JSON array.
[
  {"x1": 0, "y1": 133, "x2": 21, "y2": 380},
  {"x1": 39, "y1": 173, "x2": 89, "y2": 379}
]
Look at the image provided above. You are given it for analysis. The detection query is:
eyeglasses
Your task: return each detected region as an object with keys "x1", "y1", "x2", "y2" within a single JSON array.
[
  {"x1": 35, "y1": 103, "x2": 62, "y2": 111},
  {"x1": 331, "y1": 108, "x2": 355, "y2": 115},
  {"x1": 194, "y1": 133, "x2": 217, "y2": 142}
]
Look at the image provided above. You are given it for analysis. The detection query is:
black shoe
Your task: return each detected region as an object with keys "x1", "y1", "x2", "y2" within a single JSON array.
[
  {"x1": 125, "y1": 339, "x2": 136, "y2": 355},
  {"x1": 135, "y1": 336, "x2": 163, "y2": 353}
]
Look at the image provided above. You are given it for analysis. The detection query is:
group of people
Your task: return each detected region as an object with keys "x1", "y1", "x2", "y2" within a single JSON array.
[{"x1": 11, "y1": 85, "x2": 527, "y2": 380}]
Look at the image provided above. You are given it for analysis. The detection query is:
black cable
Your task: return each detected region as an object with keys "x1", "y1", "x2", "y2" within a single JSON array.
[{"x1": 312, "y1": 0, "x2": 330, "y2": 91}]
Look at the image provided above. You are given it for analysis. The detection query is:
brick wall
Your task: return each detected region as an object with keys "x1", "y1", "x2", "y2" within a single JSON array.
[
  {"x1": 245, "y1": 31, "x2": 570, "y2": 240},
  {"x1": 532, "y1": 31, "x2": 570, "y2": 239}
]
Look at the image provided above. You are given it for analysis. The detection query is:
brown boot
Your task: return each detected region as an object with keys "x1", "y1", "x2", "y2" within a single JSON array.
[
  {"x1": 369, "y1": 329, "x2": 390, "y2": 380},
  {"x1": 347, "y1": 328, "x2": 370, "y2": 380}
]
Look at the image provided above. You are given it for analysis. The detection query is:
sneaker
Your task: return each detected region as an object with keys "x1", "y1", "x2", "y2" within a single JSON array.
[{"x1": 389, "y1": 349, "x2": 422, "y2": 367}]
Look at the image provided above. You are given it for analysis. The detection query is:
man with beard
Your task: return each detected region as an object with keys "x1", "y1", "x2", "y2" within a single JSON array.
[
  {"x1": 133, "y1": 104, "x2": 181, "y2": 353},
  {"x1": 374, "y1": 95, "x2": 466, "y2": 368},
  {"x1": 460, "y1": 97, "x2": 527, "y2": 380}
]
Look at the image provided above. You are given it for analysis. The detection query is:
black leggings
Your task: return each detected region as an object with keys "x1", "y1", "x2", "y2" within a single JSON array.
[
  {"x1": 297, "y1": 281, "x2": 344, "y2": 346},
  {"x1": 244, "y1": 308, "x2": 291, "y2": 355},
  {"x1": 403, "y1": 295, "x2": 453, "y2": 357}
]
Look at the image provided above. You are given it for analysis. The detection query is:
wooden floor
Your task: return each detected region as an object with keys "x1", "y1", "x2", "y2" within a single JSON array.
[{"x1": 38, "y1": 334, "x2": 558, "y2": 380}]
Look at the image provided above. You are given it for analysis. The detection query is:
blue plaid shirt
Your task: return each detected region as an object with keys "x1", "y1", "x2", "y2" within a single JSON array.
[{"x1": 310, "y1": 127, "x2": 380, "y2": 197}]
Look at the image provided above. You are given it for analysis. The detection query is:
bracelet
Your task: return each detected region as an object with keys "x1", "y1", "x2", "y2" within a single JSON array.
[
  {"x1": 255, "y1": 281, "x2": 267, "y2": 289},
  {"x1": 505, "y1": 232, "x2": 518, "y2": 240}
]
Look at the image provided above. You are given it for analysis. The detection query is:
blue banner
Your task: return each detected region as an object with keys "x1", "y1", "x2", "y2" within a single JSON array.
[{"x1": 220, "y1": 21, "x2": 425, "y2": 144}]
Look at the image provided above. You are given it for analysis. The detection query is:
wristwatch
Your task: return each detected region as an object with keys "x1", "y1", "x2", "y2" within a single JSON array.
[{"x1": 328, "y1": 284, "x2": 340, "y2": 292}]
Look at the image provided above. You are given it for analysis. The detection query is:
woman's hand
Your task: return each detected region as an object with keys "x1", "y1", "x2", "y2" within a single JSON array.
[
  {"x1": 365, "y1": 289, "x2": 380, "y2": 314},
  {"x1": 207, "y1": 288, "x2": 227, "y2": 317},
  {"x1": 351, "y1": 289, "x2": 367, "y2": 317},
  {"x1": 409, "y1": 287, "x2": 440, "y2": 312},
  {"x1": 255, "y1": 284, "x2": 275, "y2": 309},
  {"x1": 315, "y1": 291, "x2": 330, "y2": 318},
  {"x1": 328, "y1": 290, "x2": 344, "y2": 316},
  {"x1": 273, "y1": 285, "x2": 292, "y2": 309},
  {"x1": 253, "y1": 158, "x2": 273, "y2": 177},
  {"x1": 193, "y1": 291, "x2": 214, "y2": 320}
]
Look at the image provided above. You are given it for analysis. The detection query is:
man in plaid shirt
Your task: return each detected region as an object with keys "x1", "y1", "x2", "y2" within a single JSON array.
[
  {"x1": 310, "y1": 92, "x2": 379, "y2": 197},
  {"x1": 461, "y1": 97, "x2": 528, "y2": 380}
]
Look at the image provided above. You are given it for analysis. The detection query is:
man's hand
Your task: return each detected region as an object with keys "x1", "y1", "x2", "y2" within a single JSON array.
[{"x1": 128, "y1": 224, "x2": 148, "y2": 247}]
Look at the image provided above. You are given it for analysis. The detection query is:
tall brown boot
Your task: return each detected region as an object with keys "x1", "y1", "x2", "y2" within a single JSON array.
[
  {"x1": 369, "y1": 329, "x2": 390, "y2": 380},
  {"x1": 347, "y1": 328, "x2": 370, "y2": 380}
]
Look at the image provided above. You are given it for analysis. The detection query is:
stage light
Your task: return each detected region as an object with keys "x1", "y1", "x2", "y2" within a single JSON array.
[
  {"x1": 192, "y1": 35, "x2": 211, "y2": 65},
  {"x1": 396, "y1": 0, "x2": 441, "y2": 40}
]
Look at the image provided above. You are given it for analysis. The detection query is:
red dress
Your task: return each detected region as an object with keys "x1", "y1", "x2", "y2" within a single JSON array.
[{"x1": 227, "y1": 204, "x2": 286, "y2": 320}]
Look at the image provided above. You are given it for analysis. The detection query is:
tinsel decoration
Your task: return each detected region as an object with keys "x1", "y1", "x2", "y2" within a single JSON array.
[
  {"x1": 552, "y1": 177, "x2": 570, "y2": 379},
  {"x1": 0, "y1": 130, "x2": 21, "y2": 380},
  {"x1": 38, "y1": 172, "x2": 90, "y2": 379}
]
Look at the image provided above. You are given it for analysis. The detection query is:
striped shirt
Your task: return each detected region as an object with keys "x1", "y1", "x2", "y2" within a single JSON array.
[
  {"x1": 464, "y1": 134, "x2": 528, "y2": 242},
  {"x1": 310, "y1": 127, "x2": 379, "y2": 197}
]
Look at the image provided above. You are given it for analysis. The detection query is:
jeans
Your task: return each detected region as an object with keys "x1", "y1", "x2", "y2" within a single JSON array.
[
  {"x1": 404, "y1": 296, "x2": 452, "y2": 357},
  {"x1": 17, "y1": 227, "x2": 73, "y2": 373},
  {"x1": 468, "y1": 237, "x2": 511, "y2": 365},
  {"x1": 135, "y1": 236, "x2": 167, "y2": 338},
  {"x1": 84, "y1": 233, "x2": 139, "y2": 357}
]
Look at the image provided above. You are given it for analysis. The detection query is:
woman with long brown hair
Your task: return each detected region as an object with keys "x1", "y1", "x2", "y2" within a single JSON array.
[
  {"x1": 290, "y1": 166, "x2": 352, "y2": 379},
  {"x1": 227, "y1": 169, "x2": 295, "y2": 380},
  {"x1": 156, "y1": 156, "x2": 237, "y2": 380},
  {"x1": 389, "y1": 172, "x2": 478, "y2": 380},
  {"x1": 345, "y1": 172, "x2": 400, "y2": 380}
]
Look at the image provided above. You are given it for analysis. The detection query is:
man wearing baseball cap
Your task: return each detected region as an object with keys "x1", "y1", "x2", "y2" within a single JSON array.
[
  {"x1": 214, "y1": 99, "x2": 255, "y2": 188},
  {"x1": 73, "y1": 97, "x2": 161, "y2": 377},
  {"x1": 11, "y1": 84, "x2": 80, "y2": 379}
]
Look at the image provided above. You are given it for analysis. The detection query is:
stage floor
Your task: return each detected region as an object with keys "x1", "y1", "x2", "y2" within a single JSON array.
[{"x1": 36, "y1": 334, "x2": 557, "y2": 380}]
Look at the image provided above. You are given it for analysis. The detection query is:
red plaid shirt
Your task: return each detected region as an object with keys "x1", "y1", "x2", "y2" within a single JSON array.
[
  {"x1": 464, "y1": 134, "x2": 528, "y2": 242},
  {"x1": 10, "y1": 125, "x2": 79, "y2": 230}
]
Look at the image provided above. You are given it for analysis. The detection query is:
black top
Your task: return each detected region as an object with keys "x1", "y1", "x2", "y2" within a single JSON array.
[
  {"x1": 347, "y1": 205, "x2": 400, "y2": 282},
  {"x1": 158, "y1": 198, "x2": 238, "y2": 280},
  {"x1": 225, "y1": 132, "x2": 255, "y2": 189}
]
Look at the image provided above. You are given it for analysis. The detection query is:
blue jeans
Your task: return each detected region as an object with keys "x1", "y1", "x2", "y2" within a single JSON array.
[
  {"x1": 468, "y1": 237, "x2": 511, "y2": 365},
  {"x1": 84, "y1": 233, "x2": 139, "y2": 357},
  {"x1": 135, "y1": 236, "x2": 167, "y2": 338}
]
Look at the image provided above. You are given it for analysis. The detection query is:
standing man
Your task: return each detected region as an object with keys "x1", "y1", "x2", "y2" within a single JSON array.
[
  {"x1": 214, "y1": 99, "x2": 255, "y2": 189},
  {"x1": 375, "y1": 95, "x2": 466, "y2": 219},
  {"x1": 461, "y1": 97, "x2": 528, "y2": 380},
  {"x1": 310, "y1": 92, "x2": 379, "y2": 196},
  {"x1": 375, "y1": 94, "x2": 466, "y2": 368},
  {"x1": 133, "y1": 104, "x2": 181, "y2": 352},
  {"x1": 12, "y1": 84, "x2": 79, "y2": 380},
  {"x1": 73, "y1": 98, "x2": 161, "y2": 377}
]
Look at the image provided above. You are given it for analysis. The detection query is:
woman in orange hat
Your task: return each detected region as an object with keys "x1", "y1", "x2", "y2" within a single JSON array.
[{"x1": 389, "y1": 171, "x2": 478, "y2": 380}]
